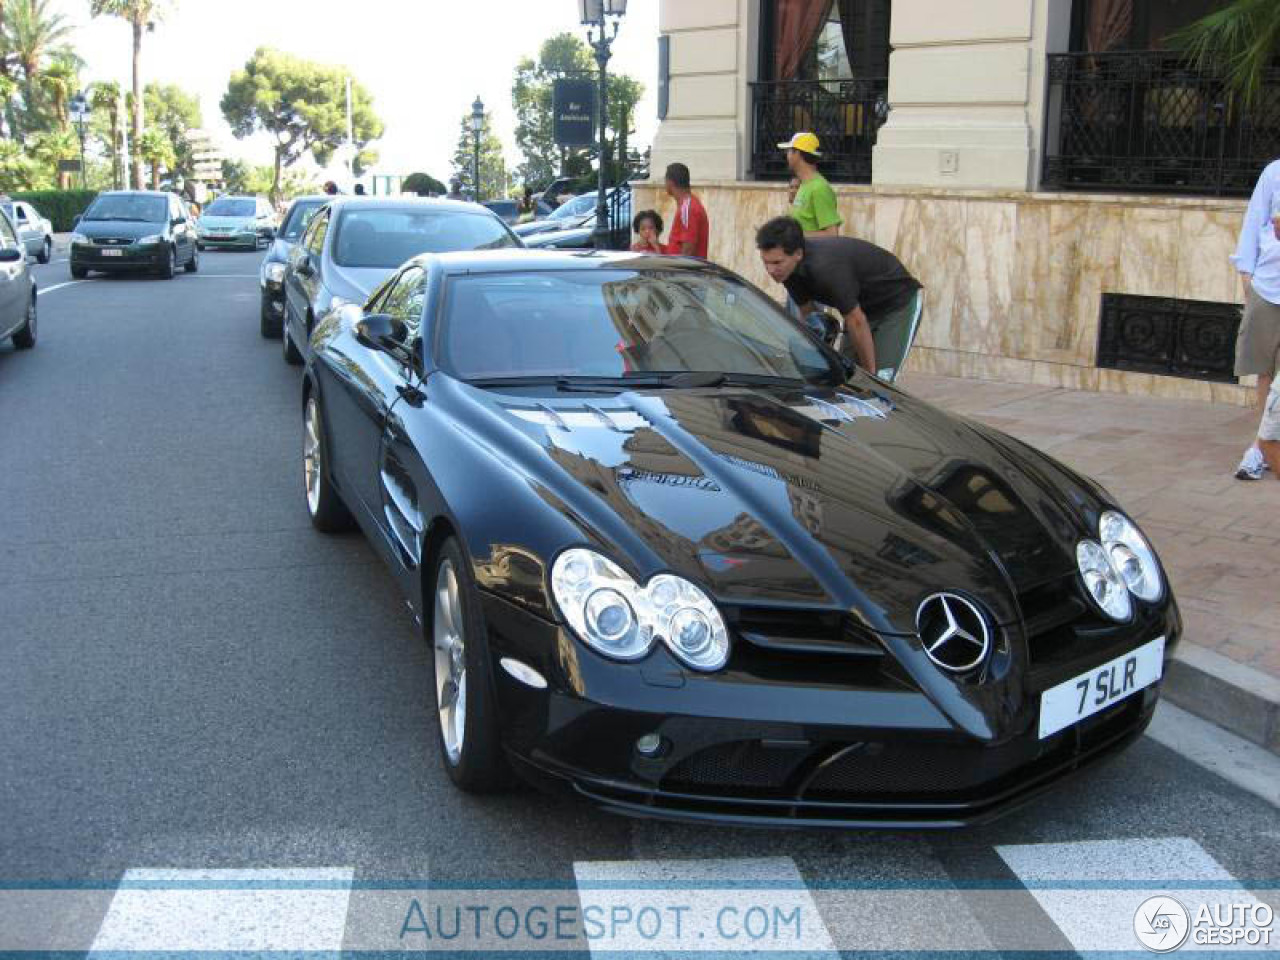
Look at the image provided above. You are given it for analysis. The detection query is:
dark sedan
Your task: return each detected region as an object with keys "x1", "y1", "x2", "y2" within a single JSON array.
[
  {"x1": 300, "y1": 250, "x2": 1180, "y2": 827},
  {"x1": 281, "y1": 197, "x2": 520, "y2": 366},
  {"x1": 259, "y1": 195, "x2": 327, "y2": 338},
  {"x1": 69, "y1": 191, "x2": 198, "y2": 279}
]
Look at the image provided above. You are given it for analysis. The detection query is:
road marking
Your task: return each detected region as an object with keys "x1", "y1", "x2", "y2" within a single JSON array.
[
  {"x1": 38, "y1": 280, "x2": 87, "y2": 295},
  {"x1": 88, "y1": 867, "x2": 353, "y2": 951},
  {"x1": 573, "y1": 856, "x2": 838, "y2": 955},
  {"x1": 996, "y1": 838, "x2": 1272, "y2": 952},
  {"x1": 1148, "y1": 702, "x2": 1280, "y2": 808}
]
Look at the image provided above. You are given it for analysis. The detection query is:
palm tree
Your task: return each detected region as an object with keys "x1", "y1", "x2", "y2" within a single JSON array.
[
  {"x1": 137, "y1": 125, "x2": 171, "y2": 189},
  {"x1": 38, "y1": 55, "x2": 73, "y2": 127},
  {"x1": 90, "y1": 79, "x2": 123, "y2": 188},
  {"x1": 90, "y1": 0, "x2": 167, "y2": 189},
  {"x1": 1170, "y1": 0, "x2": 1280, "y2": 107},
  {"x1": 5, "y1": 0, "x2": 73, "y2": 136}
]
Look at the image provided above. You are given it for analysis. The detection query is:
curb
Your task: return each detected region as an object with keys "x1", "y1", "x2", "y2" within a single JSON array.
[{"x1": 1163, "y1": 642, "x2": 1280, "y2": 756}]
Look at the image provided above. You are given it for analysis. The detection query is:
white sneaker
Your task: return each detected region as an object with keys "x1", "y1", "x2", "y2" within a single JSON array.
[{"x1": 1235, "y1": 446, "x2": 1265, "y2": 481}]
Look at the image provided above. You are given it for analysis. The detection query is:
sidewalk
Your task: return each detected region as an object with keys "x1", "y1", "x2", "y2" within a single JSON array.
[{"x1": 901, "y1": 373, "x2": 1280, "y2": 754}]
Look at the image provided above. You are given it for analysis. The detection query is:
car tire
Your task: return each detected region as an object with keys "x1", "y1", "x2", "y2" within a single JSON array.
[
  {"x1": 158, "y1": 246, "x2": 176, "y2": 279},
  {"x1": 430, "y1": 537, "x2": 509, "y2": 792},
  {"x1": 12, "y1": 294, "x2": 36, "y2": 349},
  {"x1": 185, "y1": 245, "x2": 198, "y2": 273},
  {"x1": 70, "y1": 264, "x2": 88, "y2": 279},
  {"x1": 303, "y1": 393, "x2": 354, "y2": 533},
  {"x1": 197, "y1": 242, "x2": 205, "y2": 251},
  {"x1": 260, "y1": 297, "x2": 282, "y2": 338},
  {"x1": 37, "y1": 237, "x2": 51, "y2": 264},
  {"x1": 282, "y1": 310, "x2": 303, "y2": 365}
]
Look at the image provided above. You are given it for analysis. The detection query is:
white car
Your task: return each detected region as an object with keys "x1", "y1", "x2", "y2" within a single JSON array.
[{"x1": 0, "y1": 198, "x2": 53, "y2": 263}]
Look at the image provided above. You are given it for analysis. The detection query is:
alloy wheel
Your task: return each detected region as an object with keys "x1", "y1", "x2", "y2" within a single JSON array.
[
  {"x1": 433, "y1": 559, "x2": 467, "y2": 765},
  {"x1": 304, "y1": 397, "x2": 321, "y2": 515}
]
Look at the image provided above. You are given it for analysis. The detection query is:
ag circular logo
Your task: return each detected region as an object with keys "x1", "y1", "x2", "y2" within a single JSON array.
[
  {"x1": 915, "y1": 593, "x2": 991, "y2": 673},
  {"x1": 1134, "y1": 895, "x2": 1190, "y2": 952}
]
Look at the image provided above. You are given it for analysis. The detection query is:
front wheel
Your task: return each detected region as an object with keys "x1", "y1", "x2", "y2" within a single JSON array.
[
  {"x1": 303, "y1": 393, "x2": 353, "y2": 532},
  {"x1": 184, "y1": 245, "x2": 199, "y2": 273},
  {"x1": 70, "y1": 264, "x2": 87, "y2": 279},
  {"x1": 158, "y1": 246, "x2": 176, "y2": 279},
  {"x1": 12, "y1": 295, "x2": 35, "y2": 349},
  {"x1": 260, "y1": 296, "x2": 282, "y2": 338},
  {"x1": 431, "y1": 538, "x2": 509, "y2": 792},
  {"x1": 37, "y1": 237, "x2": 51, "y2": 264}
]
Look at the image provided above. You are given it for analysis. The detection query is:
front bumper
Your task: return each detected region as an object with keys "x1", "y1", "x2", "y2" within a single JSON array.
[
  {"x1": 71, "y1": 244, "x2": 168, "y2": 271},
  {"x1": 480, "y1": 591, "x2": 1179, "y2": 828},
  {"x1": 201, "y1": 232, "x2": 258, "y2": 248}
]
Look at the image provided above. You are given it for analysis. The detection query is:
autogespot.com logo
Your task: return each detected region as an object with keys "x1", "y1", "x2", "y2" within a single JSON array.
[{"x1": 1134, "y1": 896, "x2": 1191, "y2": 952}]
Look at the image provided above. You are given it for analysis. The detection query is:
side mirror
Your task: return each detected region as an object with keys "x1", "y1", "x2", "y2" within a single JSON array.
[
  {"x1": 355, "y1": 312, "x2": 409, "y2": 354},
  {"x1": 0, "y1": 247, "x2": 23, "y2": 262},
  {"x1": 295, "y1": 256, "x2": 315, "y2": 277}
]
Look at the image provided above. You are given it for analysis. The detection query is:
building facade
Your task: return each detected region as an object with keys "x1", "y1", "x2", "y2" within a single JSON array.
[{"x1": 636, "y1": 0, "x2": 1278, "y2": 404}]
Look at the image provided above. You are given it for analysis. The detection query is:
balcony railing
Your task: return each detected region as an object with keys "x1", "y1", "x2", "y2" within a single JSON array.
[
  {"x1": 750, "y1": 78, "x2": 889, "y2": 183},
  {"x1": 1042, "y1": 51, "x2": 1280, "y2": 197}
]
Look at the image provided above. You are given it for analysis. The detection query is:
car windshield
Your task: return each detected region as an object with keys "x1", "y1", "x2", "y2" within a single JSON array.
[
  {"x1": 549, "y1": 193, "x2": 596, "y2": 221},
  {"x1": 83, "y1": 194, "x2": 167, "y2": 223},
  {"x1": 440, "y1": 269, "x2": 840, "y2": 384},
  {"x1": 205, "y1": 197, "x2": 256, "y2": 217},
  {"x1": 279, "y1": 200, "x2": 324, "y2": 240},
  {"x1": 331, "y1": 208, "x2": 518, "y2": 268}
]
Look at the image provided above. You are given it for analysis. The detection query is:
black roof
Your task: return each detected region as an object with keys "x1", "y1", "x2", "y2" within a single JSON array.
[
  {"x1": 420, "y1": 249, "x2": 711, "y2": 276},
  {"x1": 325, "y1": 196, "x2": 490, "y2": 215}
]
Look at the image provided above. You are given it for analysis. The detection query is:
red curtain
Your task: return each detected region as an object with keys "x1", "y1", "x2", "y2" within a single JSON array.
[
  {"x1": 1086, "y1": 0, "x2": 1133, "y2": 52},
  {"x1": 775, "y1": 0, "x2": 833, "y2": 81}
]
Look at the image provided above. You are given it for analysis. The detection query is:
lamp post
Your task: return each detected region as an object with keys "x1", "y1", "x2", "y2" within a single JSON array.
[
  {"x1": 579, "y1": 0, "x2": 627, "y2": 249},
  {"x1": 68, "y1": 90, "x2": 90, "y2": 191},
  {"x1": 470, "y1": 96, "x2": 484, "y2": 204}
]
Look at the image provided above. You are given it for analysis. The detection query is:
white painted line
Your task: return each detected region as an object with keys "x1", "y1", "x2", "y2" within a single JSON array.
[
  {"x1": 1148, "y1": 702, "x2": 1280, "y2": 808},
  {"x1": 996, "y1": 838, "x2": 1273, "y2": 952},
  {"x1": 39, "y1": 280, "x2": 88, "y2": 295},
  {"x1": 88, "y1": 867, "x2": 353, "y2": 951},
  {"x1": 573, "y1": 856, "x2": 838, "y2": 955}
]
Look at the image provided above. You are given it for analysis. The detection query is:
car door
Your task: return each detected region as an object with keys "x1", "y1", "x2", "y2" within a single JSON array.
[
  {"x1": 168, "y1": 195, "x2": 192, "y2": 262},
  {"x1": 0, "y1": 211, "x2": 29, "y2": 336},
  {"x1": 286, "y1": 208, "x2": 328, "y2": 336}
]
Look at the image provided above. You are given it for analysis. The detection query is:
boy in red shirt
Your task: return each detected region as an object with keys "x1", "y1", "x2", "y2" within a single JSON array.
[{"x1": 662, "y1": 162, "x2": 709, "y2": 259}]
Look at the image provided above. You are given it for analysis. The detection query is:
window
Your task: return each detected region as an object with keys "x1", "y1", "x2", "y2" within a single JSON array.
[
  {"x1": 0, "y1": 212, "x2": 18, "y2": 249},
  {"x1": 305, "y1": 210, "x2": 330, "y2": 256},
  {"x1": 205, "y1": 197, "x2": 256, "y2": 217},
  {"x1": 380, "y1": 266, "x2": 427, "y2": 345},
  {"x1": 169, "y1": 197, "x2": 183, "y2": 222},
  {"x1": 330, "y1": 208, "x2": 517, "y2": 269},
  {"x1": 761, "y1": 0, "x2": 890, "y2": 83},
  {"x1": 83, "y1": 194, "x2": 168, "y2": 223},
  {"x1": 280, "y1": 201, "x2": 324, "y2": 241},
  {"x1": 1069, "y1": 0, "x2": 1226, "y2": 53},
  {"x1": 14, "y1": 204, "x2": 28, "y2": 222}
]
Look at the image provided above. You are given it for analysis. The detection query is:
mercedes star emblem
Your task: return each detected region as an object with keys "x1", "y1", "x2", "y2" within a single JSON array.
[{"x1": 915, "y1": 593, "x2": 992, "y2": 673}]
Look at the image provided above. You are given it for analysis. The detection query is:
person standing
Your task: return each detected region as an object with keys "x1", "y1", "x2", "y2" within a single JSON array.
[
  {"x1": 663, "y1": 163, "x2": 709, "y2": 258},
  {"x1": 778, "y1": 132, "x2": 842, "y2": 236},
  {"x1": 1231, "y1": 158, "x2": 1280, "y2": 480},
  {"x1": 756, "y1": 216, "x2": 921, "y2": 378}
]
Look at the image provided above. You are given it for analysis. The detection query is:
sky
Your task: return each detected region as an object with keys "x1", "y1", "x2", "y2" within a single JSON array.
[{"x1": 49, "y1": 0, "x2": 660, "y2": 186}]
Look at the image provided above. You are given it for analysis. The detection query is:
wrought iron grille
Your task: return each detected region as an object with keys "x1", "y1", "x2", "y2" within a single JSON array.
[
  {"x1": 598, "y1": 181, "x2": 632, "y2": 251},
  {"x1": 1096, "y1": 293, "x2": 1241, "y2": 383},
  {"x1": 1043, "y1": 51, "x2": 1280, "y2": 197},
  {"x1": 750, "y1": 78, "x2": 889, "y2": 183}
]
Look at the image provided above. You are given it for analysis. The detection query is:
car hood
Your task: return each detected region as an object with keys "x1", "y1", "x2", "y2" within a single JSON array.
[
  {"x1": 199, "y1": 216, "x2": 255, "y2": 230},
  {"x1": 77, "y1": 219, "x2": 167, "y2": 240}
]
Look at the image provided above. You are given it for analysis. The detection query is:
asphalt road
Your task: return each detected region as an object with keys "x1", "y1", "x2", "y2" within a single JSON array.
[{"x1": 1, "y1": 250, "x2": 1277, "y2": 953}]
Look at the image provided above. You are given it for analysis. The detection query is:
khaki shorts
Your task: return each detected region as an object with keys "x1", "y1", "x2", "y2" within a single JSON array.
[
  {"x1": 1260, "y1": 384, "x2": 1280, "y2": 443},
  {"x1": 1234, "y1": 285, "x2": 1280, "y2": 378}
]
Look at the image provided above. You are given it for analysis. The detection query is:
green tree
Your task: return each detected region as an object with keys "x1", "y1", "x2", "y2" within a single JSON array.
[
  {"x1": 29, "y1": 124, "x2": 74, "y2": 184},
  {"x1": 143, "y1": 81, "x2": 200, "y2": 176},
  {"x1": 89, "y1": 79, "x2": 124, "y2": 188},
  {"x1": 220, "y1": 157, "x2": 249, "y2": 193},
  {"x1": 0, "y1": 138, "x2": 39, "y2": 189},
  {"x1": 137, "y1": 124, "x2": 172, "y2": 188},
  {"x1": 402, "y1": 171, "x2": 446, "y2": 196},
  {"x1": 90, "y1": 0, "x2": 169, "y2": 189},
  {"x1": 5, "y1": 0, "x2": 73, "y2": 136},
  {"x1": 450, "y1": 109, "x2": 506, "y2": 202},
  {"x1": 1170, "y1": 0, "x2": 1280, "y2": 106},
  {"x1": 220, "y1": 47, "x2": 383, "y2": 205}
]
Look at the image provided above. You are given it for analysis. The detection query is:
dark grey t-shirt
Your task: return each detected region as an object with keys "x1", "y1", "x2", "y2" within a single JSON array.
[{"x1": 783, "y1": 236, "x2": 920, "y2": 319}]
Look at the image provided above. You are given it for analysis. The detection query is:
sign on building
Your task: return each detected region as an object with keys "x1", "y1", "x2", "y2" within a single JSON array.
[{"x1": 553, "y1": 78, "x2": 596, "y2": 147}]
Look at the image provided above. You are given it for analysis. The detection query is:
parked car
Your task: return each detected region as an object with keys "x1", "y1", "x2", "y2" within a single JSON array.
[
  {"x1": 512, "y1": 191, "x2": 601, "y2": 238},
  {"x1": 259, "y1": 195, "x2": 328, "y2": 338},
  {"x1": 533, "y1": 176, "x2": 578, "y2": 209},
  {"x1": 0, "y1": 197, "x2": 53, "y2": 263},
  {"x1": 482, "y1": 200, "x2": 519, "y2": 225},
  {"x1": 523, "y1": 190, "x2": 633, "y2": 250},
  {"x1": 280, "y1": 197, "x2": 522, "y2": 366},
  {"x1": 68, "y1": 191, "x2": 198, "y2": 279},
  {"x1": 0, "y1": 205, "x2": 36, "y2": 349},
  {"x1": 299, "y1": 249, "x2": 1180, "y2": 825},
  {"x1": 198, "y1": 195, "x2": 276, "y2": 251}
]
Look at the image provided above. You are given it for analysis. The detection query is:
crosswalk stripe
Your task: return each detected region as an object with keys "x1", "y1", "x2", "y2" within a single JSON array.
[
  {"x1": 996, "y1": 837, "x2": 1274, "y2": 952},
  {"x1": 88, "y1": 867, "x2": 354, "y2": 952},
  {"x1": 573, "y1": 856, "x2": 838, "y2": 956}
]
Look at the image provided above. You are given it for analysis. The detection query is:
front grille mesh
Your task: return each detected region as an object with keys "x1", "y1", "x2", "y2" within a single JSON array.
[{"x1": 663, "y1": 741, "x2": 809, "y2": 791}]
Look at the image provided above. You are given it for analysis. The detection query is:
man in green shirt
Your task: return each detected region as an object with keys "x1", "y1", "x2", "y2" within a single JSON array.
[{"x1": 778, "y1": 132, "x2": 842, "y2": 235}]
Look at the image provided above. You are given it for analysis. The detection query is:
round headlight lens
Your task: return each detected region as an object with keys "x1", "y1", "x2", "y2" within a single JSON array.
[
  {"x1": 551, "y1": 550, "x2": 730, "y2": 670},
  {"x1": 1099, "y1": 510, "x2": 1163, "y2": 602},
  {"x1": 1077, "y1": 539, "x2": 1132, "y2": 621},
  {"x1": 264, "y1": 261, "x2": 286, "y2": 284}
]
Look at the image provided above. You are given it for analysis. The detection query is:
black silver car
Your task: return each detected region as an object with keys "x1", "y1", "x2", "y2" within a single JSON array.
[
  {"x1": 260, "y1": 195, "x2": 327, "y2": 338},
  {"x1": 281, "y1": 197, "x2": 521, "y2": 366},
  {"x1": 0, "y1": 205, "x2": 36, "y2": 349},
  {"x1": 69, "y1": 191, "x2": 198, "y2": 279}
]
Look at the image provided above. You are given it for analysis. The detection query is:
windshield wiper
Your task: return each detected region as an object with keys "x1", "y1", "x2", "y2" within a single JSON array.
[
  {"x1": 464, "y1": 373, "x2": 728, "y2": 393},
  {"x1": 93, "y1": 216, "x2": 150, "y2": 222}
]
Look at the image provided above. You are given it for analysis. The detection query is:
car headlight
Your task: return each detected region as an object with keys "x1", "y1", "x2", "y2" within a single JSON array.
[
  {"x1": 136, "y1": 234, "x2": 164, "y2": 245},
  {"x1": 1099, "y1": 511, "x2": 1163, "y2": 602},
  {"x1": 69, "y1": 232, "x2": 89, "y2": 245},
  {"x1": 551, "y1": 548, "x2": 731, "y2": 670},
  {"x1": 263, "y1": 261, "x2": 286, "y2": 284},
  {"x1": 1076, "y1": 540, "x2": 1132, "y2": 621}
]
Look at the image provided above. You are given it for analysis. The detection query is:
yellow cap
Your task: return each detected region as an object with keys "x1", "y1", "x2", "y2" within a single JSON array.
[{"x1": 778, "y1": 132, "x2": 822, "y2": 156}]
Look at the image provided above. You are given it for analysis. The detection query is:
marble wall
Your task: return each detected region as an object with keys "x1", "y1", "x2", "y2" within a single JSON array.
[{"x1": 633, "y1": 181, "x2": 1252, "y2": 405}]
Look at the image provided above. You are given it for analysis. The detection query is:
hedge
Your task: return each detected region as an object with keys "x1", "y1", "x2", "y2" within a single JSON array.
[{"x1": 10, "y1": 190, "x2": 98, "y2": 232}]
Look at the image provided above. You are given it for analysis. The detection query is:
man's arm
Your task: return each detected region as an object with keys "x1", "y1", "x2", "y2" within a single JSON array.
[
  {"x1": 842, "y1": 305, "x2": 876, "y2": 372},
  {"x1": 1230, "y1": 164, "x2": 1275, "y2": 280}
]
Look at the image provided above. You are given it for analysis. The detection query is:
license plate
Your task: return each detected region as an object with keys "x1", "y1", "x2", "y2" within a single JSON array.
[
  {"x1": 1038, "y1": 636, "x2": 1164, "y2": 738},
  {"x1": 100, "y1": 249, "x2": 123, "y2": 257}
]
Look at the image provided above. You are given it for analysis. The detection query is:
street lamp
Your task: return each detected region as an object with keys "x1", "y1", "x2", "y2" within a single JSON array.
[
  {"x1": 470, "y1": 96, "x2": 484, "y2": 204},
  {"x1": 579, "y1": 0, "x2": 627, "y2": 249},
  {"x1": 68, "y1": 90, "x2": 90, "y2": 191}
]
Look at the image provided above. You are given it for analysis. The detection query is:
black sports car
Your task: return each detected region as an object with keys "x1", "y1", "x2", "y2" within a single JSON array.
[{"x1": 301, "y1": 250, "x2": 1180, "y2": 827}]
